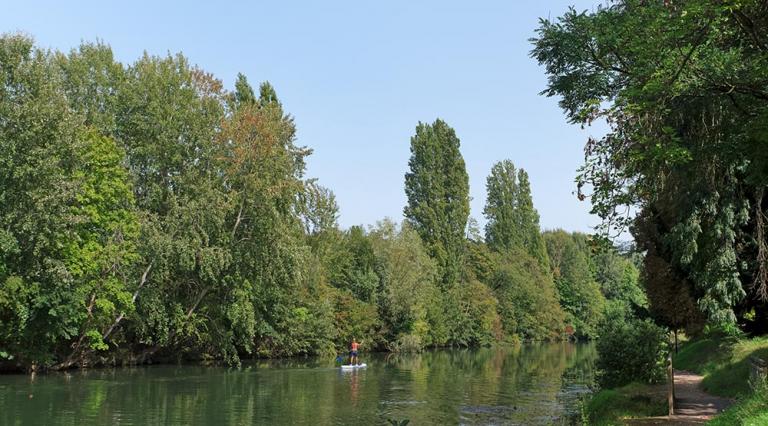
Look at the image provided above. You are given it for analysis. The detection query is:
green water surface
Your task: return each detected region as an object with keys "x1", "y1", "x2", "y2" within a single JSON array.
[{"x1": 0, "y1": 343, "x2": 596, "y2": 425}]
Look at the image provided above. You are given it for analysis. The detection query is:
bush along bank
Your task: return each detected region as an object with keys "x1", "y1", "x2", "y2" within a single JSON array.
[{"x1": 582, "y1": 307, "x2": 671, "y2": 424}]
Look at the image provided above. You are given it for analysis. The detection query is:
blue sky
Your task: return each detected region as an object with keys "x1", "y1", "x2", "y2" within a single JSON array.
[{"x1": 2, "y1": 0, "x2": 607, "y2": 233}]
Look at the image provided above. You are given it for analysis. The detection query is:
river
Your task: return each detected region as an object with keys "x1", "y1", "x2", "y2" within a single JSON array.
[{"x1": 0, "y1": 343, "x2": 596, "y2": 425}]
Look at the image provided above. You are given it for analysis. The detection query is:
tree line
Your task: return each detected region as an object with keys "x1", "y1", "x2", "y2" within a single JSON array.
[{"x1": 0, "y1": 34, "x2": 643, "y2": 372}]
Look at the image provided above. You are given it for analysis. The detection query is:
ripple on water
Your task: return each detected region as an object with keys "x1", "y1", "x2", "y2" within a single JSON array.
[{"x1": 379, "y1": 399, "x2": 427, "y2": 405}]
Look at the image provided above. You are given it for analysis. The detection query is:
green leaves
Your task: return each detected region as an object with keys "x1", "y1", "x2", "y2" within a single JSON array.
[
  {"x1": 0, "y1": 34, "x2": 323, "y2": 369},
  {"x1": 370, "y1": 221, "x2": 439, "y2": 348},
  {"x1": 544, "y1": 231, "x2": 606, "y2": 339},
  {"x1": 85, "y1": 330, "x2": 108, "y2": 351},
  {"x1": 484, "y1": 160, "x2": 549, "y2": 268},
  {"x1": 533, "y1": 0, "x2": 768, "y2": 330},
  {"x1": 486, "y1": 247, "x2": 565, "y2": 341},
  {"x1": 404, "y1": 119, "x2": 470, "y2": 287},
  {"x1": 596, "y1": 316, "x2": 669, "y2": 388}
]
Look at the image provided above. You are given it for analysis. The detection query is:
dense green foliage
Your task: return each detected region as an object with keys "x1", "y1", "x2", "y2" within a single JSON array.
[
  {"x1": 483, "y1": 160, "x2": 548, "y2": 266},
  {"x1": 595, "y1": 316, "x2": 669, "y2": 388},
  {"x1": 532, "y1": 0, "x2": 768, "y2": 334},
  {"x1": 0, "y1": 37, "x2": 651, "y2": 390},
  {"x1": 0, "y1": 34, "x2": 330, "y2": 370},
  {"x1": 0, "y1": 32, "x2": 646, "y2": 372},
  {"x1": 485, "y1": 247, "x2": 563, "y2": 341},
  {"x1": 531, "y1": 2, "x2": 768, "y2": 422},
  {"x1": 544, "y1": 231, "x2": 606, "y2": 338},
  {"x1": 479, "y1": 160, "x2": 565, "y2": 340}
]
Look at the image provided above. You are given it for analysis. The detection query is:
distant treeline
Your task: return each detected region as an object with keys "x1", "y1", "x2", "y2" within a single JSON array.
[{"x1": 0, "y1": 34, "x2": 643, "y2": 372}]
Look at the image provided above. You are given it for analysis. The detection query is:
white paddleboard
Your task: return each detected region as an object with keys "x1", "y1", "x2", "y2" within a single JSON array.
[{"x1": 340, "y1": 363, "x2": 367, "y2": 369}]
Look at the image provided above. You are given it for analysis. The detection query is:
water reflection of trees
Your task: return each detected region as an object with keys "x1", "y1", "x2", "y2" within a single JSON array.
[
  {"x1": 377, "y1": 343, "x2": 596, "y2": 424},
  {"x1": 0, "y1": 344, "x2": 596, "y2": 425}
]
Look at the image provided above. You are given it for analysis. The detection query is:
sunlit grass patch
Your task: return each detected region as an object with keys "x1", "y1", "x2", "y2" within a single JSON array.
[{"x1": 708, "y1": 383, "x2": 768, "y2": 426}]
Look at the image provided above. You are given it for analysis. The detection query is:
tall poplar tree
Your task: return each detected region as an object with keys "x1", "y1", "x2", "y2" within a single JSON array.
[
  {"x1": 484, "y1": 160, "x2": 548, "y2": 267},
  {"x1": 233, "y1": 72, "x2": 256, "y2": 107},
  {"x1": 516, "y1": 169, "x2": 549, "y2": 267},
  {"x1": 484, "y1": 160, "x2": 518, "y2": 251},
  {"x1": 404, "y1": 119, "x2": 470, "y2": 286}
]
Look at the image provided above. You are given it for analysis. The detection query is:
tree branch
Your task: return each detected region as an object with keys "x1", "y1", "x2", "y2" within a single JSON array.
[
  {"x1": 753, "y1": 188, "x2": 768, "y2": 301},
  {"x1": 667, "y1": 24, "x2": 710, "y2": 88},
  {"x1": 231, "y1": 201, "x2": 245, "y2": 240},
  {"x1": 731, "y1": 9, "x2": 767, "y2": 52},
  {"x1": 102, "y1": 263, "x2": 152, "y2": 341}
]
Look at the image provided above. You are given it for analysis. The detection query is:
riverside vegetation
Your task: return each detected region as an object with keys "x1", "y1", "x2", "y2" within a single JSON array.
[
  {"x1": 0, "y1": 34, "x2": 644, "y2": 372},
  {"x1": 3, "y1": 0, "x2": 768, "y2": 423},
  {"x1": 533, "y1": 0, "x2": 768, "y2": 423}
]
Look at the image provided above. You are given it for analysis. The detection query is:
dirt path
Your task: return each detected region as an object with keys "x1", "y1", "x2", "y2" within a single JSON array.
[{"x1": 625, "y1": 370, "x2": 733, "y2": 425}]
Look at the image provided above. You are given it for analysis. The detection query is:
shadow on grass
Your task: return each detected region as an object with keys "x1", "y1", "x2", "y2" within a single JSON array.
[
  {"x1": 674, "y1": 337, "x2": 735, "y2": 375},
  {"x1": 702, "y1": 346, "x2": 768, "y2": 397}
]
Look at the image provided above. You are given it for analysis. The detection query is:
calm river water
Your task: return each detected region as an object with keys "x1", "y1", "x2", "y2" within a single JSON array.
[{"x1": 0, "y1": 343, "x2": 596, "y2": 425}]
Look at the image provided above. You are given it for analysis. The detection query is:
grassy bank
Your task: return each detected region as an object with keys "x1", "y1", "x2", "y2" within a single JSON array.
[
  {"x1": 674, "y1": 335, "x2": 768, "y2": 397},
  {"x1": 674, "y1": 335, "x2": 768, "y2": 424},
  {"x1": 708, "y1": 386, "x2": 768, "y2": 426},
  {"x1": 584, "y1": 382, "x2": 667, "y2": 425}
]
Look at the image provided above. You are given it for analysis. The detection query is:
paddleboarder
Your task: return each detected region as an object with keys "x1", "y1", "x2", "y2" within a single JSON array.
[{"x1": 350, "y1": 338, "x2": 361, "y2": 365}]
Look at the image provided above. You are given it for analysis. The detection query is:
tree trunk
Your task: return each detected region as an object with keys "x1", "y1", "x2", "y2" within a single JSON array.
[
  {"x1": 674, "y1": 329, "x2": 679, "y2": 354},
  {"x1": 754, "y1": 188, "x2": 767, "y2": 301}
]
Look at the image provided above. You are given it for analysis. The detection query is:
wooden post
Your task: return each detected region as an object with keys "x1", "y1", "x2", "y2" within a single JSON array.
[
  {"x1": 667, "y1": 354, "x2": 674, "y2": 416},
  {"x1": 674, "y1": 330, "x2": 679, "y2": 354}
]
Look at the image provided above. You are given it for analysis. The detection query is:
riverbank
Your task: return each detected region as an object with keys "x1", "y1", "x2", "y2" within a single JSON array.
[{"x1": 584, "y1": 335, "x2": 768, "y2": 425}]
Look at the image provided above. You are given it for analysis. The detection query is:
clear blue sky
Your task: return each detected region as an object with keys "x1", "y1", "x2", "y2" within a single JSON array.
[{"x1": 2, "y1": 0, "x2": 606, "y2": 233}]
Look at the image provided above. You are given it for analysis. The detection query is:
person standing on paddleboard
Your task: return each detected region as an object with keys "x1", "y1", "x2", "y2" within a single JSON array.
[{"x1": 350, "y1": 338, "x2": 361, "y2": 365}]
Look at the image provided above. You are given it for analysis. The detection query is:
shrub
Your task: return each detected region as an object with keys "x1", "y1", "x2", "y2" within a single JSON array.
[{"x1": 596, "y1": 316, "x2": 669, "y2": 388}]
